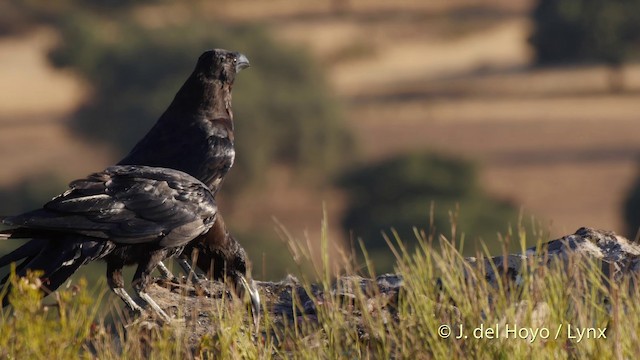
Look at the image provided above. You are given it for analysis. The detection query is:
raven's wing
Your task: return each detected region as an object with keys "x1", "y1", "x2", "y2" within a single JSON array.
[{"x1": 3, "y1": 166, "x2": 217, "y2": 247}]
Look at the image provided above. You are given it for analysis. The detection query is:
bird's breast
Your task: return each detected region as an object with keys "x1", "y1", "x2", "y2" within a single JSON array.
[{"x1": 200, "y1": 136, "x2": 235, "y2": 189}]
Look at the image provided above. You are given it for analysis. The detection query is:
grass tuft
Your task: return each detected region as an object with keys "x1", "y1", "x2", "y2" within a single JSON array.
[{"x1": 1, "y1": 220, "x2": 637, "y2": 358}]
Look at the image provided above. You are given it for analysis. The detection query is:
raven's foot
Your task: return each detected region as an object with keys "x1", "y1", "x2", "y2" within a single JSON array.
[
  {"x1": 138, "y1": 291, "x2": 172, "y2": 323},
  {"x1": 113, "y1": 287, "x2": 145, "y2": 315},
  {"x1": 114, "y1": 285, "x2": 173, "y2": 323}
]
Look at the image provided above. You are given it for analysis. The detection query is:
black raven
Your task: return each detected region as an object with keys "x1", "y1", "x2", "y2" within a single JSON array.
[
  {"x1": 0, "y1": 49, "x2": 260, "y2": 319},
  {"x1": 116, "y1": 49, "x2": 257, "y2": 303},
  {"x1": 119, "y1": 49, "x2": 249, "y2": 195},
  {"x1": 0, "y1": 49, "x2": 259, "y2": 320},
  {"x1": 1, "y1": 165, "x2": 219, "y2": 321}
]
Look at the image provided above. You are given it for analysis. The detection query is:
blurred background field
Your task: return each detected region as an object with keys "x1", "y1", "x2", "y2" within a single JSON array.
[{"x1": 0, "y1": 0, "x2": 639, "y2": 284}]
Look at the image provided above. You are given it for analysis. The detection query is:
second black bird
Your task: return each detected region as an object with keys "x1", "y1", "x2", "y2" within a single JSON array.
[{"x1": 0, "y1": 165, "x2": 224, "y2": 321}]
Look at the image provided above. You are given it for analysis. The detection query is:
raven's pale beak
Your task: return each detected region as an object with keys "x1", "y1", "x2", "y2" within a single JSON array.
[
  {"x1": 235, "y1": 53, "x2": 250, "y2": 72},
  {"x1": 238, "y1": 274, "x2": 261, "y2": 328}
]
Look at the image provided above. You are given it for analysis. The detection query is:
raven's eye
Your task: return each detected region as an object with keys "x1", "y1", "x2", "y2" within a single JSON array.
[{"x1": 233, "y1": 58, "x2": 237, "y2": 63}]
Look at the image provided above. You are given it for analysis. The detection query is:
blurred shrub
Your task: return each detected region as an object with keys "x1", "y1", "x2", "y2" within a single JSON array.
[
  {"x1": 0, "y1": 272, "x2": 100, "y2": 359},
  {"x1": 530, "y1": 0, "x2": 640, "y2": 90},
  {"x1": 46, "y1": 11, "x2": 353, "y2": 195},
  {"x1": 338, "y1": 152, "x2": 521, "y2": 272}
]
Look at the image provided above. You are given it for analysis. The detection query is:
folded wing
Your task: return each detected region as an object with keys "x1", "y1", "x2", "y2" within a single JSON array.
[{"x1": 3, "y1": 165, "x2": 217, "y2": 246}]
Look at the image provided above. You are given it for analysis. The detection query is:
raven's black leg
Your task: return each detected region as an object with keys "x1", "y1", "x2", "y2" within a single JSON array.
[
  {"x1": 178, "y1": 249, "x2": 211, "y2": 297},
  {"x1": 106, "y1": 261, "x2": 144, "y2": 315},
  {"x1": 131, "y1": 253, "x2": 171, "y2": 322},
  {"x1": 177, "y1": 258, "x2": 208, "y2": 281}
]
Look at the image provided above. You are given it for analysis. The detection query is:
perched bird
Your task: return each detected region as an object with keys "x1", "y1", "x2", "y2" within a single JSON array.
[
  {"x1": 119, "y1": 48, "x2": 249, "y2": 195},
  {"x1": 117, "y1": 49, "x2": 256, "y2": 298},
  {"x1": 0, "y1": 165, "x2": 223, "y2": 321},
  {"x1": 0, "y1": 49, "x2": 260, "y2": 320}
]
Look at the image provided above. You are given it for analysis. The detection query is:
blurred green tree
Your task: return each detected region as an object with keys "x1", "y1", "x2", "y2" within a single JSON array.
[
  {"x1": 338, "y1": 152, "x2": 521, "y2": 272},
  {"x1": 529, "y1": 0, "x2": 640, "y2": 91}
]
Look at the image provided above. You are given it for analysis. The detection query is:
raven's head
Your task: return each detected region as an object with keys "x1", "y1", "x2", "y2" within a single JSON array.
[{"x1": 196, "y1": 49, "x2": 250, "y2": 83}]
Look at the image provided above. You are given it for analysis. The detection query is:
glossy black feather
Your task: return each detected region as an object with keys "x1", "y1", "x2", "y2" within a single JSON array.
[
  {"x1": 5, "y1": 166, "x2": 217, "y2": 246},
  {"x1": 0, "y1": 166, "x2": 218, "y2": 310},
  {"x1": 119, "y1": 50, "x2": 240, "y2": 195}
]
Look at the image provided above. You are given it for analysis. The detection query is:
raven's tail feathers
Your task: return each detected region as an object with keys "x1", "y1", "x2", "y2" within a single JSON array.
[
  {"x1": 0, "y1": 239, "x2": 47, "y2": 268},
  {"x1": 1, "y1": 239, "x2": 110, "y2": 307}
]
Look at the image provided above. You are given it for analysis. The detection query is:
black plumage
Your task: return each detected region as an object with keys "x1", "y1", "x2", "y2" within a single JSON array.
[
  {"x1": 181, "y1": 214, "x2": 249, "y2": 288},
  {"x1": 119, "y1": 48, "x2": 245, "y2": 195},
  {"x1": 0, "y1": 49, "x2": 258, "y2": 319},
  {"x1": 117, "y1": 49, "x2": 255, "y2": 297},
  {"x1": 1, "y1": 166, "x2": 217, "y2": 320}
]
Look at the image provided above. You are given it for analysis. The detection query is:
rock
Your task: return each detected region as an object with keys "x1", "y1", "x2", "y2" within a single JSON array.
[
  {"x1": 140, "y1": 227, "x2": 638, "y2": 350},
  {"x1": 471, "y1": 227, "x2": 640, "y2": 286}
]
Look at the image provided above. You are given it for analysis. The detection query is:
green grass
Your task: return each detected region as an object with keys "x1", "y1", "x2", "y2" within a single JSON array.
[{"x1": 0, "y1": 221, "x2": 637, "y2": 359}]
